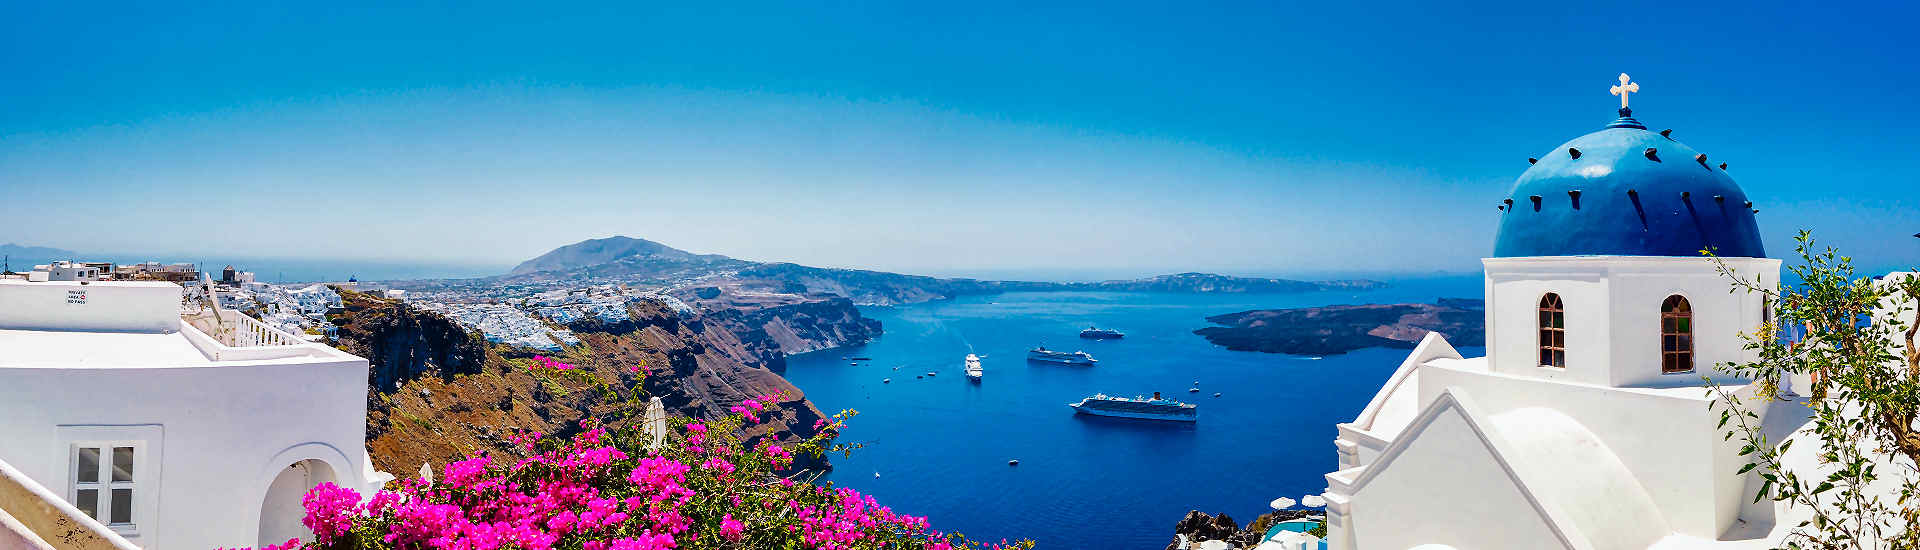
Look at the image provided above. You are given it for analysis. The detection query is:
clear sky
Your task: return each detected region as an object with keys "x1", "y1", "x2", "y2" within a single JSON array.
[{"x1": 3, "y1": 1, "x2": 1914, "y2": 278}]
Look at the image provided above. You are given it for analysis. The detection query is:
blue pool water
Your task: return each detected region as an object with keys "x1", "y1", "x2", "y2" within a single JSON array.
[{"x1": 781, "y1": 276, "x2": 1483, "y2": 549}]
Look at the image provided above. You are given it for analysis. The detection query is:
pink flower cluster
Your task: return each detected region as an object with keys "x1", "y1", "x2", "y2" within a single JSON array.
[
  {"x1": 260, "y1": 393, "x2": 1026, "y2": 550},
  {"x1": 531, "y1": 355, "x2": 576, "y2": 371}
]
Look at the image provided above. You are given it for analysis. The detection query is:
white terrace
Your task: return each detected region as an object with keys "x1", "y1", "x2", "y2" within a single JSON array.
[{"x1": 0, "y1": 279, "x2": 388, "y2": 550}]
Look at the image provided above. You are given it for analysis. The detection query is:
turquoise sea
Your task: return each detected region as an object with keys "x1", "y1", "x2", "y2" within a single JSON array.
[{"x1": 781, "y1": 275, "x2": 1484, "y2": 550}]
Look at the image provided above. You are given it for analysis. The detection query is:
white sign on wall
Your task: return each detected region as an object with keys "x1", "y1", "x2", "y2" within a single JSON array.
[{"x1": 67, "y1": 289, "x2": 87, "y2": 304}]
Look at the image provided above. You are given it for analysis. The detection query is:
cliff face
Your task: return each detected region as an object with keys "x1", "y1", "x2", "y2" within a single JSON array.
[
  {"x1": 335, "y1": 294, "x2": 877, "y2": 474},
  {"x1": 1193, "y1": 299, "x2": 1486, "y2": 356},
  {"x1": 691, "y1": 295, "x2": 883, "y2": 372},
  {"x1": 329, "y1": 288, "x2": 488, "y2": 392},
  {"x1": 581, "y1": 301, "x2": 831, "y2": 467}
]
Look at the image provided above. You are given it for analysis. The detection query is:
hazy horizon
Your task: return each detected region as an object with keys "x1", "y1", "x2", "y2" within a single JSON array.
[{"x1": 5, "y1": 2, "x2": 1915, "y2": 276}]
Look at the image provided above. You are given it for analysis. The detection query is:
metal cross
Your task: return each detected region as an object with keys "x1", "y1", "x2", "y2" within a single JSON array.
[{"x1": 1610, "y1": 73, "x2": 1640, "y2": 109}]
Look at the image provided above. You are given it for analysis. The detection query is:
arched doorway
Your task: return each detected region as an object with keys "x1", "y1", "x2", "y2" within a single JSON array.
[{"x1": 258, "y1": 459, "x2": 337, "y2": 547}]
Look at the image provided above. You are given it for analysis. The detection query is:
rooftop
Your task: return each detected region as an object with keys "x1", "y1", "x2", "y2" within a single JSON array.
[{"x1": 0, "y1": 279, "x2": 358, "y2": 368}]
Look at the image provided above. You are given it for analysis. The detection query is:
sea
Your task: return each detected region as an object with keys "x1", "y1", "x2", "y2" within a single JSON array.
[{"x1": 781, "y1": 275, "x2": 1485, "y2": 550}]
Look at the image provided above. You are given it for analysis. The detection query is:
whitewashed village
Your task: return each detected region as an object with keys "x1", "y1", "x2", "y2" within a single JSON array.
[{"x1": 1, "y1": 73, "x2": 1917, "y2": 550}]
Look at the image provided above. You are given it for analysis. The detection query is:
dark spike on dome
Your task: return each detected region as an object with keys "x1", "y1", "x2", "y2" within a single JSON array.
[
  {"x1": 1627, "y1": 189, "x2": 1638, "y2": 197},
  {"x1": 1528, "y1": 157, "x2": 1538, "y2": 165},
  {"x1": 1681, "y1": 191, "x2": 1691, "y2": 199},
  {"x1": 1504, "y1": 198, "x2": 1514, "y2": 205},
  {"x1": 1568, "y1": 190, "x2": 1582, "y2": 199},
  {"x1": 1714, "y1": 195, "x2": 1725, "y2": 202},
  {"x1": 1719, "y1": 162, "x2": 1728, "y2": 170},
  {"x1": 1695, "y1": 153, "x2": 1708, "y2": 164},
  {"x1": 1498, "y1": 204, "x2": 1506, "y2": 211},
  {"x1": 1744, "y1": 200, "x2": 1753, "y2": 208},
  {"x1": 1660, "y1": 129, "x2": 1672, "y2": 138},
  {"x1": 1569, "y1": 147, "x2": 1582, "y2": 159},
  {"x1": 1644, "y1": 148, "x2": 1660, "y2": 161}
]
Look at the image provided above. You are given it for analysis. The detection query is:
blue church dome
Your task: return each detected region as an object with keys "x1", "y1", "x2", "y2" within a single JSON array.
[{"x1": 1492, "y1": 110, "x2": 1765, "y2": 258}]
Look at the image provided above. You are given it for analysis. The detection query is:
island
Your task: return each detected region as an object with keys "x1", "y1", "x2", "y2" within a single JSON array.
[{"x1": 1192, "y1": 298, "x2": 1485, "y2": 356}]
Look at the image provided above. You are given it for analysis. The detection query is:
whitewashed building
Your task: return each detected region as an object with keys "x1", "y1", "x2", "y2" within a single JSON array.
[
  {"x1": 1319, "y1": 78, "x2": 1911, "y2": 549},
  {"x1": 0, "y1": 277, "x2": 390, "y2": 549}
]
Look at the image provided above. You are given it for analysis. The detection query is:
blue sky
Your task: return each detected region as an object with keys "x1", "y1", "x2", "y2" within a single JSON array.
[{"x1": 2, "y1": 1, "x2": 1914, "y2": 278}]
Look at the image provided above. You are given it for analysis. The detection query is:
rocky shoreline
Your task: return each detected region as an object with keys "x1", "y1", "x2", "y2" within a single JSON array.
[
  {"x1": 1193, "y1": 298, "x2": 1484, "y2": 356},
  {"x1": 1165, "y1": 509, "x2": 1323, "y2": 550}
]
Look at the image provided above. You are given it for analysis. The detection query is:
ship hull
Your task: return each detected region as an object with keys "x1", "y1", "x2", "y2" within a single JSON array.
[
  {"x1": 1069, "y1": 404, "x2": 1196, "y2": 422},
  {"x1": 1027, "y1": 355, "x2": 1096, "y2": 366}
]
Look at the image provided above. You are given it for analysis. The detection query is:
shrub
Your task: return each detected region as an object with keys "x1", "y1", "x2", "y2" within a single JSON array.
[{"x1": 250, "y1": 357, "x2": 1030, "y2": 550}]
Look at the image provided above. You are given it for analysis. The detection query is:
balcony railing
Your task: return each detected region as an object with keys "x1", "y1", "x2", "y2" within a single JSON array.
[{"x1": 183, "y1": 309, "x2": 307, "y2": 348}]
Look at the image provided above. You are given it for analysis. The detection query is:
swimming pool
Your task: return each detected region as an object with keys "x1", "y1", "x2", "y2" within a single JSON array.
[{"x1": 1268, "y1": 519, "x2": 1320, "y2": 535}]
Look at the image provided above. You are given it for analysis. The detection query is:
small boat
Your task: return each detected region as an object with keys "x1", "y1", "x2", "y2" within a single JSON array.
[
  {"x1": 1008, "y1": 459, "x2": 1019, "y2": 466},
  {"x1": 1189, "y1": 387, "x2": 1201, "y2": 392},
  {"x1": 883, "y1": 378, "x2": 891, "y2": 383},
  {"x1": 849, "y1": 362, "x2": 858, "y2": 366},
  {"x1": 964, "y1": 354, "x2": 983, "y2": 382},
  {"x1": 926, "y1": 371, "x2": 937, "y2": 377},
  {"x1": 847, "y1": 356, "x2": 872, "y2": 361},
  {"x1": 1213, "y1": 392, "x2": 1222, "y2": 397},
  {"x1": 1080, "y1": 325, "x2": 1124, "y2": 340},
  {"x1": 1027, "y1": 346, "x2": 1097, "y2": 366},
  {"x1": 916, "y1": 375, "x2": 923, "y2": 379}
]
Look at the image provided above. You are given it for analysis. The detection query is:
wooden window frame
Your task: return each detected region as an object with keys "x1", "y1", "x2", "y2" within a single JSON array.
[
  {"x1": 1538, "y1": 293, "x2": 1566, "y2": 368},
  {"x1": 1662, "y1": 295, "x2": 1694, "y2": 373}
]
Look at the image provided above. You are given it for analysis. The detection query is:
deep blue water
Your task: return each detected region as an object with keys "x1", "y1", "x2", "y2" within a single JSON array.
[{"x1": 782, "y1": 276, "x2": 1484, "y2": 550}]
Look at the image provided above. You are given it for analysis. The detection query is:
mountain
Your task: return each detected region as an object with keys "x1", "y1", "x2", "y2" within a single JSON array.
[
  {"x1": 506, "y1": 236, "x2": 749, "y2": 278},
  {"x1": 0, "y1": 243, "x2": 78, "y2": 268},
  {"x1": 508, "y1": 236, "x2": 1389, "y2": 305}
]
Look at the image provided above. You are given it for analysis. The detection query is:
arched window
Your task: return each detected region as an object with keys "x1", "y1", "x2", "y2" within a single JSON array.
[
  {"x1": 1538, "y1": 293, "x2": 1566, "y2": 368},
  {"x1": 1662, "y1": 295, "x2": 1693, "y2": 373}
]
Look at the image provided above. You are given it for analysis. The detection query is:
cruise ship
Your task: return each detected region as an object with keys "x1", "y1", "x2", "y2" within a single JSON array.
[
  {"x1": 1079, "y1": 325, "x2": 1124, "y2": 340},
  {"x1": 1069, "y1": 392, "x2": 1197, "y2": 421},
  {"x1": 1027, "y1": 346, "x2": 1097, "y2": 366},
  {"x1": 964, "y1": 353, "x2": 983, "y2": 382}
]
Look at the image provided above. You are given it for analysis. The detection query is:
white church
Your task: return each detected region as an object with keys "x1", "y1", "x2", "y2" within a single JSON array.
[
  {"x1": 0, "y1": 273, "x2": 390, "y2": 549},
  {"x1": 1318, "y1": 77, "x2": 1914, "y2": 549}
]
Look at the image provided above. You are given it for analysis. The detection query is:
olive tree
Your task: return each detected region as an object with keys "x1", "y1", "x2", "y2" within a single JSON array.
[{"x1": 1707, "y1": 231, "x2": 1920, "y2": 549}]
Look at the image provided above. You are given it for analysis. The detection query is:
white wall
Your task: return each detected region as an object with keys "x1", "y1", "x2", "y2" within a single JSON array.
[
  {"x1": 0, "y1": 281, "x2": 181, "y2": 333},
  {"x1": 1483, "y1": 256, "x2": 1779, "y2": 389},
  {"x1": 0, "y1": 357, "x2": 373, "y2": 550}
]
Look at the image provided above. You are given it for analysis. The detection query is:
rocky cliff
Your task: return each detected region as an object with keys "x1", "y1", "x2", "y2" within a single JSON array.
[
  {"x1": 331, "y1": 291, "x2": 876, "y2": 474},
  {"x1": 673, "y1": 289, "x2": 883, "y2": 372},
  {"x1": 329, "y1": 288, "x2": 488, "y2": 393},
  {"x1": 1193, "y1": 299, "x2": 1485, "y2": 356},
  {"x1": 1164, "y1": 509, "x2": 1322, "y2": 550}
]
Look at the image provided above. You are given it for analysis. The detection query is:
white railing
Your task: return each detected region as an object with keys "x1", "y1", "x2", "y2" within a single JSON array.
[
  {"x1": 182, "y1": 310, "x2": 306, "y2": 348},
  {"x1": 228, "y1": 312, "x2": 307, "y2": 347},
  {"x1": 0, "y1": 457, "x2": 140, "y2": 550}
]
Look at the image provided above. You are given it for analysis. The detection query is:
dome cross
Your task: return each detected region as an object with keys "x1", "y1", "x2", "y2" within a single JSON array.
[{"x1": 1610, "y1": 73, "x2": 1640, "y2": 109}]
